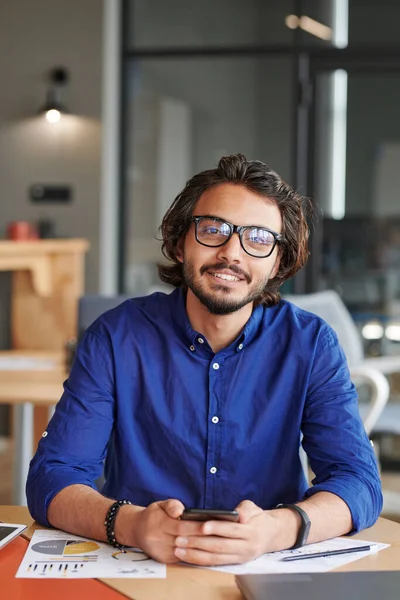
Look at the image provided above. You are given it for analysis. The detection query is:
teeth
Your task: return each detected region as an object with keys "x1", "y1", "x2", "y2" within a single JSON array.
[{"x1": 212, "y1": 273, "x2": 240, "y2": 282}]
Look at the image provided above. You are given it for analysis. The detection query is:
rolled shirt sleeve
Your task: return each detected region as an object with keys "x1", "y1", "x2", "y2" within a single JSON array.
[
  {"x1": 302, "y1": 326, "x2": 383, "y2": 532},
  {"x1": 26, "y1": 329, "x2": 115, "y2": 526}
]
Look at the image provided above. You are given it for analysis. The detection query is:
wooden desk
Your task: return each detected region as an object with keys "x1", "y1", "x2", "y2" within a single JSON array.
[
  {"x1": 1, "y1": 506, "x2": 399, "y2": 600},
  {"x1": 0, "y1": 351, "x2": 66, "y2": 505}
]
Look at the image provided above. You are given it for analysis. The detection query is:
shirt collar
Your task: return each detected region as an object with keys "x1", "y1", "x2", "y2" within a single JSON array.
[{"x1": 168, "y1": 288, "x2": 265, "y2": 355}]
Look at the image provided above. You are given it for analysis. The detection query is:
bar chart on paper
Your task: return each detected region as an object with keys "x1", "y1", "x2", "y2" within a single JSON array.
[
  {"x1": 16, "y1": 530, "x2": 166, "y2": 579},
  {"x1": 24, "y1": 538, "x2": 99, "y2": 576}
]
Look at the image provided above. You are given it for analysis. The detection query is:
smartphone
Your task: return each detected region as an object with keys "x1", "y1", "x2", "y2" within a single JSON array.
[
  {"x1": 181, "y1": 508, "x2": 239, "y2": 522},
  {"x1": 0, "y1": 523, "x2": 27, "y2": 550}
]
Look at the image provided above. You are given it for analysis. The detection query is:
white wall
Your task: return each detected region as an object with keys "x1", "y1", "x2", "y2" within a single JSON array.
[
  {"x1": 0, "y1": 0, "x2": 103, "y2": 293},
  {"x1": 0, "y1": 0, "x2": 103, "y2": 433}
]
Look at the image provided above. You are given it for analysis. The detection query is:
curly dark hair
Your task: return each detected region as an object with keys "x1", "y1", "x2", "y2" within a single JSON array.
[{"x1": 158, "y1": 153, "x2": 315, "y2": 306}]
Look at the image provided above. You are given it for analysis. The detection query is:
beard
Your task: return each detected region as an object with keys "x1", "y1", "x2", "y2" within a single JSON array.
[{"x1": 183, "y1": 260, "x2": 272, "y2": 315}]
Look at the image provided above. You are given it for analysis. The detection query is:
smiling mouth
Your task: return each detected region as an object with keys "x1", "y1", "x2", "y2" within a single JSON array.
[{"x1": 209, "y1": 272, "x2": 243, "y2": 283}]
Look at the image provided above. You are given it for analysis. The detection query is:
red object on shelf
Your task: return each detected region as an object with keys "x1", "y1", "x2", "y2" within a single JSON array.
[{"x1": 6, "y1": 221, "x2": 39, "y2": 241}]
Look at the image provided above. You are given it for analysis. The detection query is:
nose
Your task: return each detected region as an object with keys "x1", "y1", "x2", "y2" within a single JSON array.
[{"x1": 215, "y1": 232, "x2": 243, "y2": 263}]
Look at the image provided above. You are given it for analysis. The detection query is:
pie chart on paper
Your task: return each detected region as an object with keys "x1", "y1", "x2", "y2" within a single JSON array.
[{"x1": 31, "y1": 539, "x2": 100, "y2": 555}]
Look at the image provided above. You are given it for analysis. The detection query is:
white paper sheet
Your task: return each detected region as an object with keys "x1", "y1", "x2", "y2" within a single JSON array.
[
  {"x1": 16, "y1": 529, "x2": 166, "y2": 579},
  {"x1": 205, "y1": 537, "x2": 389, "y2": 575}
]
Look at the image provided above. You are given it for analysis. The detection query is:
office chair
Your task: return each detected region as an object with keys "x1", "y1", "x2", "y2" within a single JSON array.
[
  {"x1": 78, "y1": 287, "x2": 171, "y2": 333},
  {"x1": 78, "y1": 294, "x2": 132, "y2": 334},
  {"x1": 63, "y1": 294, "x2": 134, "y2": 371}
]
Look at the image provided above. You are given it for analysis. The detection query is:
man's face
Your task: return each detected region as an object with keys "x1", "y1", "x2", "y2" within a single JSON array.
[{"x1": 177, "y1": 183, "x2": 282, "y2": 315}]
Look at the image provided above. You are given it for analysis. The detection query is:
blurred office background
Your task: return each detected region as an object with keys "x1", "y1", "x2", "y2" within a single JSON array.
[{"x1": 1, "y1": 0, "x2": 400, "y2": 511}]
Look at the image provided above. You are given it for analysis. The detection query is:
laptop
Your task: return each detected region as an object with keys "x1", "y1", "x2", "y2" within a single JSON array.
[{"x1": 235, "y1": 571, "x2": 400, "y2": 600}]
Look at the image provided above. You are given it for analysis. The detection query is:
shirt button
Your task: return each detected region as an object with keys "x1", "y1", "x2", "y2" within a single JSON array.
[
  {"x1": 198, "y1": 337, "x2": 204, "y2": 344},
  {"x1": 42, "y1": 431, "x2": 48, "y2": 438},
  {"x1": 210, "y1": 466, "x2": 217, "y2": 474},
  {"x1": 189, "y1": 345, "x2": 195, "y2": 352},
  {"x1": 238, "y1": 343, "x2": 244, "y2": 350},
  {"x1": 211, "y1": 416, "x2": 219, "y2": 424},
  {"x1": 213, "y1": 363, "x2": 220, "y2": 370}
]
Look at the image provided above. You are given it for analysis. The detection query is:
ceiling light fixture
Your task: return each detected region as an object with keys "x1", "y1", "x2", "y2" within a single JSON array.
[
  {"x1": 285, "y1": 14, "x2": 332, "y2": 41},
  {"x1": 285, "y1": 15, "x2": 300, "y2": 30}
]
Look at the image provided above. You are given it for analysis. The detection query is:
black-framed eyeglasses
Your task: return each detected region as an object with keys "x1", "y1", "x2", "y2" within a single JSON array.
[{"x1": 191, "y1": 216, "x2": 283, "y2": 258}]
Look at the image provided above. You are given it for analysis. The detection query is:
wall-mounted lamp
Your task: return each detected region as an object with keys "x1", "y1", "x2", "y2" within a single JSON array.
[{"x1": 39, "y1": 67, "x2": 69, "y2": 123}]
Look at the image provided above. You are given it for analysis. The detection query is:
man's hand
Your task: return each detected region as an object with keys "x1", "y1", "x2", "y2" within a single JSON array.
[
  {"x1": 174, "y1": 500, "x2": 282, "y2": 566},
  {"x1": 117, "y1": 499, "x2": 206, "y2": 564}
]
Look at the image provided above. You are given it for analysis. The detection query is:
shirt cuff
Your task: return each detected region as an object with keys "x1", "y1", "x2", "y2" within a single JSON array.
[
  {"x1": 26, "y1": 470, "x2": 97, "y2": 528},
  {"x1": 304, "y1": 476, "x2": 383, "y2": 533}
]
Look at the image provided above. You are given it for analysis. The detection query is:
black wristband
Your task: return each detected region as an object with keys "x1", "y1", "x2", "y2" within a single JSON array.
[
  {"x1": 276, "y1": 503, "x2": 311, "y2": 549},
  {"x1": 104, "y1": 499, "x2": 132, "y2": 549}
]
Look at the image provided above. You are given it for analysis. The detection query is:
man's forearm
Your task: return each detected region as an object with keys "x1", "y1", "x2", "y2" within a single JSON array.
[
  {"x1": 272, "y1": 491, "x2": 353, "y2": 550},
  {"x1": 47, "y1": 485, "x2": 144, "y2": 546},
  {"x1": 298, "y1": 491, "x2": 353, "y2": 543}
]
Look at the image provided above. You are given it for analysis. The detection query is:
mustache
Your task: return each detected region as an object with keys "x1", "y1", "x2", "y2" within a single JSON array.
[{"x1": 200, "y1": 262, "x2": 251, "y2": 283}]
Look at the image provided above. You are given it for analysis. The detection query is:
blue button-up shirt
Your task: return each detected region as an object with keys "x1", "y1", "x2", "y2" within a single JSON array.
[{"x1": 27, "y1": 289, "x2": 382, "y2": 530}]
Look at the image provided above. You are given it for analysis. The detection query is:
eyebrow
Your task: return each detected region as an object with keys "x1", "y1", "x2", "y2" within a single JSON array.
[{"x1": 195, "y1": 214, "x2": 280, "y2": 232}]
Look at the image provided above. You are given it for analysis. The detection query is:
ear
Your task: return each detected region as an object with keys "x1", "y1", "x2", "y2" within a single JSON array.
[
  {"x1": 270, "y1": 254, "x2": 280, "y2": 279},
  {"x1": 176, "y1": 238, "x2": 184, "y2": 263}
]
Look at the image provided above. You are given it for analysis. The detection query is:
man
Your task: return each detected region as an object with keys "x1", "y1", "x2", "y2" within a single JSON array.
[{"x1": 27, "y1": 154, "x2": 382, "y2": 566}]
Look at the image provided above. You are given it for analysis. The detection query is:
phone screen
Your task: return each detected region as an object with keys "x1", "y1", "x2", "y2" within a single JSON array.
[{"x1": 181, "y1": 509, "x2": 239, "y2": 522}]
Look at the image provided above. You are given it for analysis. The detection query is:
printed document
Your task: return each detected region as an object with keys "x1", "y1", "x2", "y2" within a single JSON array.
[
  {"x1": 205, "y1": 536, "x2": 389, "y2": 575},
  {"x1": 16, "y1": 529, "x2": 166, "y2": 579}
]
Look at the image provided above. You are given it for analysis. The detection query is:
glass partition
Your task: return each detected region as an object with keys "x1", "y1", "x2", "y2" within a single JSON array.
[
  {"x1": 127, "y1": 0, "x2": 296, "y2": 49},
  {"x1": 122, "y1": 56, "x2": 294, "y2": 294},
  {"x1": 314, "y1": 71, "x2": 400, "y2": 357}
]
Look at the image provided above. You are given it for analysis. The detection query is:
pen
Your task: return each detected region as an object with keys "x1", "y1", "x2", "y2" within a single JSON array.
[{"x1": 281, "y1": 544, "x2": 372, "y2": 561}]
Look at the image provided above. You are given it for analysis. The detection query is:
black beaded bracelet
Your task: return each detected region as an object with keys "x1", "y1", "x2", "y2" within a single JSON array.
[{"x1": 104, "y1": 499, "x2": 132, "y2": 549}]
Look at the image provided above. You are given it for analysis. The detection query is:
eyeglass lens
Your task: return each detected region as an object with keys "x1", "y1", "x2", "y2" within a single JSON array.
[{"x1": 196, "y1": 217, "x2": 276, "y2": 257}]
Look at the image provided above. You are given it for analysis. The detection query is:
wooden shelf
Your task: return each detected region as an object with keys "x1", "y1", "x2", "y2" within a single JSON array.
[
  {"x1": 1, "y1": 239, "x2": 89, "y2": 444},
  {"x1": 0, "y1": 239, "x2": 89, "y2": 253},
  {"x1": 0, "y1": 239, "x2": 89, "y2": 297}
]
